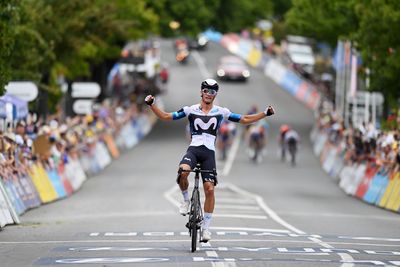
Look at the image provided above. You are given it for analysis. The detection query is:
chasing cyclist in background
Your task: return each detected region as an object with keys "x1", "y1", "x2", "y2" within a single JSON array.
[
  {"x1": 281, "y1": 125, "x2": 300, "y2": 166},
  {"x1": 144, "y1": 79, "x2": 275, "y2": 242},
  {"x1": 279, "y1": 124, "x2": 290, "y2": 162},
  {"x1": 247, "y1": 120, "x2": 269, "y2": 163}
]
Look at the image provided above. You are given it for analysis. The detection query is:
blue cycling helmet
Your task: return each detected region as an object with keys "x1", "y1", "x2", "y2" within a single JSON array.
[{"x1": 201, "y1": 78, "x2": 219, "y2": 91}]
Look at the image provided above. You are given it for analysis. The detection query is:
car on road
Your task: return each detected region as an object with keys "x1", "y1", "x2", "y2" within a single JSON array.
[
  {"x1": 187, "y1": 34, "x2": 209, "y2": 50},
  {"x1": 216, "y1": 55, "x2": 250, "y2": 82}
]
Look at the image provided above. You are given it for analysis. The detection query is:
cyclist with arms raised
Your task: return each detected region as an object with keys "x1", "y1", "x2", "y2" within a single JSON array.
[{"x1": 145, "y1": 79, "x2": 275, "y2": 242}]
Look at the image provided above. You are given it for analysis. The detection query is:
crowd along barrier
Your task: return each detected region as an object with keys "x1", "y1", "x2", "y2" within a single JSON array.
[
  {"x1": 211, "y1": 31, "x2": 399, "y2": 214},
  {"x1": 0, "y1": 111, "x2": 157, "y2": 228},
  {"x1": 311, "y1": 126, "x2": 400, "y2": 214}
]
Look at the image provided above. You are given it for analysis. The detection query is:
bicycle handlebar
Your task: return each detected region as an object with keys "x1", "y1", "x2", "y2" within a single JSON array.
[{"x1": 180, "y1": 168, "x2": 216, "y2": 174}]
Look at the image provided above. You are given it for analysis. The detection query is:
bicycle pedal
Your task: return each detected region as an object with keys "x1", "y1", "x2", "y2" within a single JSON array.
[{"x1": 200, "y1": 239, "x2": 209, "y2": 243}]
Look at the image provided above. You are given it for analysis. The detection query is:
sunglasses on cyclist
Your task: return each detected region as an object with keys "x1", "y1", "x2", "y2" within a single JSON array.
[{"x1": 202, "y1": 88, "x2": 217, "y2": 96}]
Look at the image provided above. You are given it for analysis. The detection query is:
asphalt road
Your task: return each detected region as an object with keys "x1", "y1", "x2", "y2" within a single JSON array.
[{"x1": 0, "y1": 40, "x2": 399, "y2": 267}]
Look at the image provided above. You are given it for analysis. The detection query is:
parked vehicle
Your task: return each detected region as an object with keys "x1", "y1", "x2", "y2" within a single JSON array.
[{"x1": 282, "y1": 35, "x2": 315, "y2": 79}]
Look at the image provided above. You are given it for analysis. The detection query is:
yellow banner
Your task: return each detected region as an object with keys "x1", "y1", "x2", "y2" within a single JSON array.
[
  {"x1": 385, "y1": 172, "x2": 400, "y2": 211},
  {"x1": 247, "y1": 48, "x2": 262, "y2": 67},
  {"x1": 28, "y1": 163, "x2": 58, "y2": 203}
]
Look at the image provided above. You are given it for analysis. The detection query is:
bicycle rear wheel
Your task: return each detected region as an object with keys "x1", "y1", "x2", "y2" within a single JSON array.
[{"x1": 190, "y1": 190, "x2": 200, "y2": 252}]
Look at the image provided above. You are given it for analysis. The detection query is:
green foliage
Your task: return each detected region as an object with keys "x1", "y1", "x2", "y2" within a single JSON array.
[
  {"x1": 147, "y1": 0, "x2": 273, "y2": 36},
  {"x1": 271, "y1": 0, "x2": 292, "y2": 20},
  {"x1": 285, "y1": 0, "x2": 358, "y2": 46},
  {"x1": 0, "y1": 0, "x2": 20, "y2": 94},
  {"x1": 147, "y1": 0, "x2": 218, "y2": 36},
  {"x1": 354, "y1": 0, "x2": 400, "y2": 110},
  {"x1": 1, "y1": 0, "x2": 159, "y2": 112},
  {"x1": 211, "y1": 0, "x2": 273, "y2": 33}
]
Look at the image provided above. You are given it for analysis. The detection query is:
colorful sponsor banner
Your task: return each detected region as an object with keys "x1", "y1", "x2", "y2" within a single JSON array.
[
  {"x1": 17, "y1": 174, "x2": 41, "y2": 209},
  {"x1": 322, "y1": 146, "x2": 339, "y2": 176},
  {"x1": 64, "y1": 159, "x2": 87, "y2": 191},
  {"x1": 339, "y1": 165, "x2": 357, "y2": 194},
  {"x1": 0, "y1": 186, "x2": 13, "y2": 227},
  {"x1": 95, "y1": 142, "x2": 112, "y2": 170},
  {"x1": 281, "y1": 71, "x2": 302, "y2": 96},
  {"x1": 203, "y1": 29, "x2": 223, "y2": 43},
  {"x1": 313, "y1": 126, "x2": 399, "y2": 213},
  {"x1": 46, "y1": 169, "x2": 67, "y2": 199},
  {"x1": 120, "y1": 124, "x2": 139, "y2": 149},
  {"x1": 237, "y1": 39, "x2": 253, "y2": 60},
  {"x1": 349, "y1": 164, "x2": 368, "y2": 195},
  {"x1": 355, "y1": 165, "x2": 379, "y2": 199},
  {"x1": 103, "y1": 134, "x2": 120, "y2": 159},
  {"x1": 0, "y1": 180, "x2": 20, "y2": 224},
  {"x1": 247, "y1": 48, "x2": 262, "y2": 67},
  {"x1": 366, "y1": 170, "x2": 390, "y2": 205},
  {"x1": 29, "y1": 163, "x2": 58, "y2": 203},
  {"x1": 57, "y1": 163, "x2": 74, "y2": 196},
  {"x1": 383, "y1": 172, "x2": 400, "y2": 211},
  {"x1": 379, "y1": 172, "x2": 400, "y2": 210},
  {"x1": 264, "y1": 59, "x2": 287, "y2": 86},
  {"x1": 2, "y1": 177, "x2": 26, "y2": 215}
]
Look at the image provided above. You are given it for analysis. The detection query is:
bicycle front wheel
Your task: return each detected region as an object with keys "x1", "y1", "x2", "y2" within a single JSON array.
[{"x1": 190, "y1": 190, "x2": 200, "y2": 252}]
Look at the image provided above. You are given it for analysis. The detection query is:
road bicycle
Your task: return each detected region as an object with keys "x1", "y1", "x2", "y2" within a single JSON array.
[{"x1": 181, "y1": 164, "x2": 215, "y2": 252}]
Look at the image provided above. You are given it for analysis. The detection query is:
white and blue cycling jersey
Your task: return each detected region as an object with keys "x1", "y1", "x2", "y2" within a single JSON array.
[{"x1": 173, "y1": 104, "x2": 241, "y2": 151}]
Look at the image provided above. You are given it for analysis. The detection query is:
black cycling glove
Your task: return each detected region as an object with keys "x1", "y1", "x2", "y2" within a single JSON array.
[
  {"x1": 264, "y1": 106, "x2": 275, "y2": 116},
  {"x1": 145, "y1": 95, "x2": 155, "y2": 106}
]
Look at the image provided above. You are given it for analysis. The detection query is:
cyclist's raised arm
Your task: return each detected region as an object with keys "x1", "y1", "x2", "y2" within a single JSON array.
[
  {"x1": 239, "y1": 106, "x2": 275, "y2": 125},
  {"x1": 145, "y1": 95, "x2": 173, "y2": 121}
]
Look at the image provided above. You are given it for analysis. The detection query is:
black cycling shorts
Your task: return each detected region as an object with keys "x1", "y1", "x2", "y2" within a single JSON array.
[{"x1": 179, "y1": 145, "x2": 218, "y2": 185}]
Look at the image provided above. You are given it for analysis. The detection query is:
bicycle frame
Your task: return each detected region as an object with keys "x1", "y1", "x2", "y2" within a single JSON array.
[{"x1": 180, "y1": 164, "x2": 215, "y2": 252}]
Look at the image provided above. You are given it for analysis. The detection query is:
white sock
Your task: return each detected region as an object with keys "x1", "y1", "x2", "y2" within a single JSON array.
[
  {"x1": 202, "y1": 212, "x2": 213, "y2": 230},
  {"x1": 182, "y1": 190, "x2": 189, "y2": 202}
]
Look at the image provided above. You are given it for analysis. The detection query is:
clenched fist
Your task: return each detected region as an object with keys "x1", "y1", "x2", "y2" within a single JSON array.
[
  {"x1": 264, "y1": 106, "x2": 275, "y2": 116},
  {"x1": 145, "y1": 95, "x2": 155, "y2": 106}
]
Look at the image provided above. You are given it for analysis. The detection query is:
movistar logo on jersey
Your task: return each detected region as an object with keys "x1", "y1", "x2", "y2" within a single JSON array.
[{"x1": 194, "y1": 117, "x2": 217, "y2": 131}]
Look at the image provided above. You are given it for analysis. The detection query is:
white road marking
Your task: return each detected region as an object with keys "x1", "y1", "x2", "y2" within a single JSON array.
[
  {"x1": 226, "y1": 183, "x2": 303, "y2": 234},
  {"x1": 227, "y1": 183, "x2": 355, "y2": 267},
  {"x1": 2, "y1": 239, "x2": 400, "y2": 247},
  {"x1": 214, "y1": 214, "x2": 267, "y2": 220},
  {"x1": 163, "y1": 185, "x2": 181, "y2": 208},
  {"x1": 221, "y1": 127, "x2": 242, "y2": 177},
  {"x1": 210, "y1": 227, "x2": 290, "y2": 233},
  {"x1": 215, "y1": 205, "x2": 261, "y2": 210},
  {"x1": 202, "y1": 243, "x2": 232, "y2": 267},
  {"x1": 279, "y1": 211, "x2": 400, "y2": 221},
  {"x1": 216, "y1": 197, "x2": 256, "y2": 204},
  {"x1": 339, "y1": 236, "x2": 400, "y2": 242},
  {"x1": 192, "y1": 51, "x2": 212, "y2": 78}
]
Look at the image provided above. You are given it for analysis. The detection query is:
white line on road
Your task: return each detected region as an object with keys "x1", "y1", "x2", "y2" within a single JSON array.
[
  {"x1": 215, "y1": 205, "x2": 261, "y2": 210},
  {"x1": 214, "y1": 214, "x2": 267, "y2": 220},
  {"x1": 2, "y1": 239, "x2": 399, "y2": 247},
  {"x1": 221, "y1": 127, "x2": 242, "y2": 177},
  {"x1": 192, "y1": 50, "x2": 212, "y2": 78},
  {"x1": 227, "y1": 183, "x2": 355, "y2": 267},
  {"x1": 216, "y1": 197, "x2": 256, "y2": 204},
  {"x1": 210, "y1": 227, "x2": 290, "y2": 233},
  {"x1": 226, "y1": 183, "x2": 304, "y2": 234}
]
